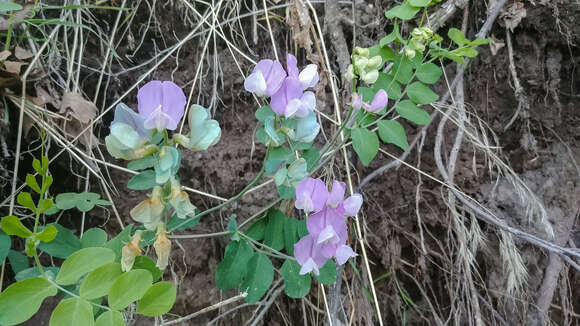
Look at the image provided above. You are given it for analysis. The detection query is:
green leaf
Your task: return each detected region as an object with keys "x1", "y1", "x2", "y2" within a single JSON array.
[
  {"x1": 396, "y1": 100, "x2": 431, "y2": 125},
  {"x1": 380, "y1": 24, "x2": 404, "y2": 46},
  {"x1": 104, "y1": 225, "x2": 133, "y2": 261},
  {"x1": 7, "y1": 250, "x2": 28, "y2": 274},
  {"x1": 368, "y1": 44, "x2": 395, "y2": 69},
  {"x1": 127, "y1": 155, "x2": 157, "y2": 171},
  {"x1": 0, "y1": 231, "x2": 10, "y2": 262},
  {"x1": 15, "y1": 267, "x2": 59, "y2": 281},
  {"x1": 448, "y1": 27, "x2": 469, "y2": 46},
  {"x1": 416, "y1": 62, "x2": 442, "y2": 84},
  {"x1": 186, "y1": 105, "x2": 222, "y2": 151},
  {"x1": 281, "y1": 260, "x2": 311, "y2": 298},
  {"x1": 17, "y1": 192, "x2": 36, "y2": 212},
  {"x1": 242, "y1": 253, "x2": 274, "y2": 304},
  {"x1": 297, "y1": 220, "x2": 308, "y2": 238},
  {"x1": 0, "y1": 277, "x2": 57, "y2": 325},
  {"x1": 277, "y1": 185, "x2": 295, "y2": 199},
  {"x1": 79, "y1": 262, "x2": 123, "y2": 300},
  {"x1": 264, "y1": 210, "x2": 286, "y2": 251},
  {"x1": 216, "y1": 239, "x2": 254, "y2": 290},
  {"x1": 351, "y1": 128, "x2": 379, "y2": 166},
  {"x1": 38, "y1": 224, "x2": 81, "y2": 259},
  {"x1": 49, "y1": 297, "x2": 94, "y2": 326},
  {"x1": 385, "y1": 3, "x2": 420, "y2": 20},
  {"x1": 0, "y1": 2, "x2": 23, "y2": 12},
  {"x1": 137, "y1": 281, "x2": 177, "y2": 316},
  {"x1": 283, "y1": 218, "x2": 298, "y2": 256},
  {"x1": 25, "y1": 174, "x2": 41, "y2": 193},
  {"x1": 133, "y1": 256, "x2": 162, "y2": 282},
  {"x1": 37, "y1": 198, "x2": 54, "y2": 214},
  {"x1": 255, "y1": 106, "x2": 276, "y2": 124},
  {"x1": 167, "y1": 215, "x2": 199, "y2": 231},
  {"x1": 373, "y1": 73, "x2": 402, "y2": 100},
  {"x1": 108, "y1": 269, "x2": 153, "y2": 310},
  {"x1": 454, "y1": 47, "x2": 478, "y2": 58},
  {"x1": 95, "y1": 311, "x2": 126, "y2": 326},
  {"x1": 406, "y1": 81, "x2": 439, "y2": 105},
  {"x1": 1, "y1": 215, "x2": 32, "y2": 238},
  {"x1": 95, "y1": 310, "x2": 125, "y2": 326},
  {"x1": 245, "y1": 218, "x2": 266, "y2": 241},
  {"x1": 301, "y1": 147, "x2": 319, "y2": 172},
  {"x1": 36, "y1": 225, "x2": 58, "y2": 242},
  {"x1": 54, "y1": 193, "x2": 78, "y2": 210},
  {"x1": 315, "y1": 260, "x2": 337, "y2": 285},
  {"x1": 43, "y1": 175, "x2": 54, "y2": 193},
  {"x1": 265, "y1": 146, "x2": 293, "y2": 175},
  {"x1": 81, "y1": 228, "x2": 108, "y2": 248},
  {"x1": 358, "y1": 87, "x2": 377, "y2": 103},
  {"x1": 32, "y1": 158, "x2": 42, "y2": 174},
  {"x1": 468, "y1": 38, "x2": 491, "y2": 46},
  {"x1": 393, "y1": 56, "x2": 414, "y2": 85},
  {"x1": 56, "y1": 247, "x2": 116, "y2": 285},
  {"x1": 264, "y1": 116, "x2": 285, "y2": 147},
  {"x1": 127, "y1": 170, "x2": 157, "y2": 190},
  {"x1": 378, "y1": 120, "x2": 409, "y2": 151},
  {"x1": 408, "y1": 0, "x2": 431, "y2": 6}
]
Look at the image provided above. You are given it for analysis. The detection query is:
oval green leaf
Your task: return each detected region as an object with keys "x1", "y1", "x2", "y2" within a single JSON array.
[
  {"x1": 281, "y1": 260, "x2": 311, "y2": 298},
  {"x1": 378, "y1": 120, "x2": 409, "y2": 151},
  {"x1": 38, "y1": 224, "x2": 81, "y2": 259},
  {"x1": 216, "y1": 239, "x2": 254, "y2": 290},
  {"x1": 0, "y1": 277, "x2": 57, "y2": 325},
  {"x1": 264, "y1": 210, "x2": 286, "y2": 251},
  {"x1": 0, "y1": 215, "x2": 32, "y2": 239},
  {"x1": 49, "y1": 297, "x2": 94, "y2": 326},
  {"x1": 242, "y1": 253, "x2": 274, "y2": 304},
  {"x1": 79, "y1": 262, "x2": 123, "y2": 300},
  {"x1": 95, "y1": 310, "x2": 126, "y2": 326},
  {"x1": 315, "y1": 260, "x2": 337, "y2": 285},
  {"x1": 108, "y1": 269, "x2": 153, "y2": 310},
  {"x1": 36, "y1": 225, "x2": 58, "y2": 243},
  {"x1": 351, "y1": 128, "x2": 379, "y2": 166},
  {"x1": 133, "y1": 256, "x2": 162, "y2": 282},
  {"x1": 395, "y1": 100, "x2": 432, "y2": 125},
  {"x1": 137, "y1": 281, "x2": 177, "y2": 316},
  {"x1": 406, "y1": 82, "x2": 439, "y2": 105},
  {"x1": 385, "y1": 3, "x2": 419, "y2": 20},
  {"x1": 56, "y1": 247, "x2": 116, "y2": 285},
  {"x1": 416, "y1": 63, "x2": 442, "y2": 84},
  {"x1": 127, "y1": 170, "x2": 157, "y2": 190},
  {"x1": 81, "y1": 228, "x2": 108, "y2": 248}
]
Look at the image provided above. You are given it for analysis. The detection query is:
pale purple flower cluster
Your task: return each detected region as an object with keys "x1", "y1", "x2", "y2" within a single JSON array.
[
  {"x1": 244, "y1": 54, "x2": 319, "y2": 118},
  {"x1": 137, "y1": 80, "x2": 186, "y2": 131},
  {"x1": 293, "y1": 178, "x2": 363, "y2": 275}
]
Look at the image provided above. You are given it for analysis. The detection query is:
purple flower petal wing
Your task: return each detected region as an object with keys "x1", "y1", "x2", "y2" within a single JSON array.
[
  {"x1": 244, "y1": 70, "x2": 267, "y2": 96},
  {"x1": 138, "y1": 80, "x2": 163, "y2": 118},
  {"x1": 327, "y1": 181, "x2": 346, "y2": 208},
  {"x1": 352, "y1": 93, "x2": 363, "y2": 110},
  {"x1": 363, "y1": 89, "x2": 388, "y2": 113},
  {"x1": 343, "y1": 193, "x2": 363, "y2": 216},
  {"x1": 254, "y1": 59, "x2": 286, "y2": 96},
  {"x1": 335, "y1": 245, "x2": 357, "y2": 265},
  {"x1": 295, "y1": 177, "x2": 328, "y2": 213},
  {"x1": 113, "y1": 103, "x2": 151, "y2": 139},
  {"x1": 286, "y1": 54, "x2": 299, "y2": 79},
  {"x1": 143, "y1": 106, "x2": 174, "y2": 131},
  {"x1": 161, "y1": 81, "x2": 186, "y2": 130},
  {"x1": 299, "y1": 64, "x2": 319, "y2": 89},
  {"x1": 296, "y1": 91, "x2": 316, "y2": 118},
  {"x1": 294, "y1": 234, "x2": 315, "y2": 266},
  {"x1": 270, "y1": 77, "x2": 302, "y2": 116}
]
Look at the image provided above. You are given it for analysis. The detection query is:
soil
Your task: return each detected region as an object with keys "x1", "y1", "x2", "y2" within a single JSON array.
[{"x1": 3, "y1": 0, "x2": 580, "y2": 325}]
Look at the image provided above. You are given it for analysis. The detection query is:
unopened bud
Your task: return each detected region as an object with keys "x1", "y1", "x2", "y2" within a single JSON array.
[
  {"x1": 154, "y1": 226, "x2": 171, "y2": 270},
  {"x1": 121, "y1": 231, "x2": 142, "y2": 272},
  {"x1": 361, "y1": 70, "x2": 379, "y2": 84},
  {"x1": 404, "y1": 46, "x2": 416, "y2": 59},
  {"x1": 344, "y1": 64, "x2": 355, "y2": 81},
  {"x1": 353, "y1": 47, "x2": 369, "y2": 57},
  {"x1": 366, "y1": 56, "x2": 382, "y2": 70}
]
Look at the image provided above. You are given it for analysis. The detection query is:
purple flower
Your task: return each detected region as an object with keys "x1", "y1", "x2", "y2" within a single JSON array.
[
  {"x1": 294, "y1": 234, "x2": 327, "y2": 275},
  {"x1": 352, "y1": 89, "x2": 388, "y2": 113},
  {"x1": 293, "y1": 178, "x2": 363, "y2": 273},
  {"x1": 244, "y1": 59, "x2": 286, "y2": 97},
  {"x1": 270, "y1": 54, "x2": 318, "y2": 118},
  {"x1": 295, "y1": 177, "x2": 328, "y2": 213},
  {"x1": 137, "y1": 80, "x2": 186, "y2": 131}
]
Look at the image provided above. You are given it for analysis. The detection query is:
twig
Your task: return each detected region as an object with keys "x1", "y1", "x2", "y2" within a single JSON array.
[
  {"x1": 160, "y1": 293, "x2": 247, "y2": 325},
  {"x1": 504, "y1": 29, "x2": 529, "y2": 131},
  {"x1": 249, "y1": 284, "x2": 284, "y2": 326}
]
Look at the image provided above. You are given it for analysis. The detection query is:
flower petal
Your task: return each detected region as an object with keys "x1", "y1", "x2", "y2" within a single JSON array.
[
  {"x1": 286, "y1": 54, "x2": 299, "y2": 79},
  {"x1": 363, "y1": 89, "x2": 388, "y2": 113},
  {"x1": 294, "y1": 234, "x2": 315, "y2": 265},
  {"x1": 244, "y1": 70, "x2": 267, "y2": 96},
  {"x1": 254, "y1": 59, "x2": 287, "y2": 96},
  {"x1": 299, "y1": 64, "x2": 319, "y2": 89},
  {"x1": 296, "y1": 91, "x2": 316, "y2": 118},
  {"x1": 327, "y1": 181, "x2": 346, "y2": 208},
  {"x1": 143, "y1": 106, "x2": 176, "y2": 131},
  {"x1": 342, "y1": 193, "x2": 363, "y2": 216},
  {"x1": 352, "y1": 93, "x2": 363, "y2": 110},
  {"x1": 295, "y1": 177, "x2": 328, "y2": 213},
  {"x1": 137, "y1": 80, "x2": 163, "y2": 119},
  {"x1": 270, "y1": 77, "x2": 302, "y2": 116},
  {"x1": 335, "y1": 245, "x2": 357, "y2": 265},
  {"x1": 161, "y1": 81, "x2": 186, "y2": 129}
]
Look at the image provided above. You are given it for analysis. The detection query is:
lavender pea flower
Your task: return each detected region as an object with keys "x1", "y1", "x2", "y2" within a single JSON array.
[
  {"x1": 244, "y1": 59, "x2": 286, "y2": 97},
  {"x1": 137, "y1": 80, "x2": 186, "y2": 131},
  {"x1": 270, "y1": 54, "x2": 318, "y2": 118},
  {"x1": 294, "y1": 234, "x2": 327, "y2": 275},
  {"x1": 353, "y1": 89, "x2": 388, "y2": 113}
]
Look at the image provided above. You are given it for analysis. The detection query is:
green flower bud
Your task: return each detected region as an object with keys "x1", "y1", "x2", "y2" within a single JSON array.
[
  {"x1": 354, "y1": 56, "x2": 369, "y2": 73},
  {"x1": 411, "y1": 28, "x2": 424, "y2": 39},
  {"x1": 410, "y1": 39, "x2": 426, "y2": 53},
  {"x1": 361, "y1": 70, "x2": 379, "y2": 84},
  {"x1": 404, "y1": 46, "x2": 416, "y2": 59},
  {"x1": 353, "y1": 47, "x2": 369, "y2": 57},
  {"x1": 169, "y1": 179, "x2": 196, "y2": 219},
  {"x1": 344, "y1": 64, "x2": 355, "y2": 81},
  {"x1": 421, "y1": 27, "x2": 434, "y2": 38},
  {"x1": 366, "y1": 56, "x2": 382, "y2": 70}
]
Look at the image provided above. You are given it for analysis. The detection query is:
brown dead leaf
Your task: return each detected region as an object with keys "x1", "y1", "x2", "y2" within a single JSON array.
[
  {"x1": 3, "y1": 60, "x2": 26, "y2": 74},
  {"x1": 61, "y1": 118, "x2": 100, "y2": 149},
  {"x1": 0, "y1": 50, "x2": 11, "y2": 61},
  {"x1": 15, "y1": 46, "x2": 33, "y2": 60},
  {"x1": 0, "y1": 3, "x2": 36, "y2": 30},
  {"x1": 32, "y1": 84, "x2": 59, "y2": 108},
  {"x1": 489, "y1": 36, "x2": 505, "y2": 56},
  {"x1": 60, "y1": 92, "x2": 98, "y2": 124},
  {"x1": 288, "y1": 0, "x2": 313, "y2": 55},
  {"x1": 501, "y1": 1, "x2": 526, "y2": 32}
]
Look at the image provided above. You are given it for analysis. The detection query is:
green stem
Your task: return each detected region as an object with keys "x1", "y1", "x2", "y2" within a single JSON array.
[
  {"x1": 46, "y1": 278, "x2": 112, "y2": 311},
  {"x1": 239, "y1": 232, "x2": 295, "y2": 261}
]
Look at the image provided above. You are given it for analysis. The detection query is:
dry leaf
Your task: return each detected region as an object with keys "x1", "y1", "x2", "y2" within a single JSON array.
[
  {"x1": 32, "y1": 84, "x2": 59, "y2": 108},
  {"x1": 15, "y1": 46, "x2": 33, "y2": 60},
  {"x1": 288, "y1": 0, "x2": 313, "y2": 55},
  {"x1": 0, "y1": 50, "x2": 11, "y2": 61},
  {"x1": 3, "y1": 60, "x2": 26, "y2": 74},
  {"x1": 501, "y1": 1, "x2": 526, "y2": 32},
  {"x1": 62, "y1": 118, "x2": 100, "y2": 149},
  {"x1": 0, "y1": 3, "x2": 35, "y2": 30},
  {"x1": 60, "y1": 92, "x2": 98, "y2": 124},
  {"x1": 489, "y1": 36, "x2": 505, "y2": 56}
]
